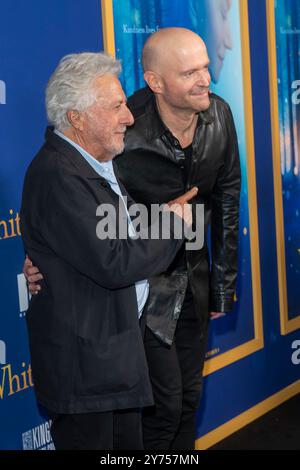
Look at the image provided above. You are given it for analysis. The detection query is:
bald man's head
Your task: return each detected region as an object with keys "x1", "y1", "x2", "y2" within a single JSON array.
[
  {"x1": 142, "y1": 27, "x2": 211, "y2": 114},
  {"x1": 142, "y1": 27, "x2": 207, "y2": 74}
]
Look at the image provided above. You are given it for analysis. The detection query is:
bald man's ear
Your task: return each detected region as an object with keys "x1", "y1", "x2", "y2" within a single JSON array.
[
  {"x1": 144, "y1": 71, "x2": 163, "y2": 94},
  {"x1": 67, "y1": 110, "x2": 85, "y2": 131}
]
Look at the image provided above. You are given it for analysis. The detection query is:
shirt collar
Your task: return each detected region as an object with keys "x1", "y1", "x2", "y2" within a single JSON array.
[
  {"x1": 54, "y1": 129, "x2": 117, "y2": 184},
  {"x1": 145, "y1": 92, "x2": 214, "y2": 144}
]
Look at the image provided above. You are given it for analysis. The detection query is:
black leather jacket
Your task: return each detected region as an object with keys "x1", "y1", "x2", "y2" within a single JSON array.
[{"x1": 115, "y1": 88, "x2": 241, "y2": 344}]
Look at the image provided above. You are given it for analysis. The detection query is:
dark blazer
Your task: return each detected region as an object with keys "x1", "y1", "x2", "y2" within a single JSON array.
[{"x1": 20, "y1": 128, "x2": 184, "y2": 414}]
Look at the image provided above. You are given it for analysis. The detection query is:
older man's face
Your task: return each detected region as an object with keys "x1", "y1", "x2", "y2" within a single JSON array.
[{"x1": 83, "y1": 75, "x2": 134, "y2": 160}]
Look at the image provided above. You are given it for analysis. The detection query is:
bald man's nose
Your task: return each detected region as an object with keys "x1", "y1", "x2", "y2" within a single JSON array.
[{"x1": 196, "y1": 71, "x2": 211, "y2": 87}]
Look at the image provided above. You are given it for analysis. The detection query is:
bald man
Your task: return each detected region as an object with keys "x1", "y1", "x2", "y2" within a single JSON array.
[
  {"x1": 116, "y1": 27, "x2": 241, "y2": 450},
  {"x1": 25, "y1": 28, "x2": 241, "y2": 450}
]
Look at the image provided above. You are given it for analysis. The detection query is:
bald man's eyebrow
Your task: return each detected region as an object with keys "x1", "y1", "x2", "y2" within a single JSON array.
[
  {"x1": 181, "y1": 68, "x2": 199, "y2": 75},
  {"x1": 181, "y1": 62, "x2": 210, "y2": 75}
]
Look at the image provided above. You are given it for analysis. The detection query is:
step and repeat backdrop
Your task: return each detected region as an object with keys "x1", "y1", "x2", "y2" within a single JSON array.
[{"x1": 0, "y1": 0, "x2": 299, "y2": 449}]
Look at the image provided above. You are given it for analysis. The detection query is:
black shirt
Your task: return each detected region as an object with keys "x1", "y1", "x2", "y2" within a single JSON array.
[{"x1": 182, "y1": 143, "x2": 193, "y2": 186}]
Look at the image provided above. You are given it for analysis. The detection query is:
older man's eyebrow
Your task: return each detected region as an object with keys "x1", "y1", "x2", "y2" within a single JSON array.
[{"x1": 110, "y1": 97, "x2": 127, "y2": 106}]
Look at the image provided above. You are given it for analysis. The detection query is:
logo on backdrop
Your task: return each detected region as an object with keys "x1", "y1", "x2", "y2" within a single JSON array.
[
  {"x1": 0, "y1": 343, "x2": 34, "y2": 400},
  {"x1": 0, "y1": 359, "x2": 33, "y2": 400},
  {"x1": 22, "y1": 421, "x2": 55, "y2": 450},
  {"x1": 123, "y1": 24, "x2": 159, "y2": 34},
  {"x1": 0, "y1": 209, "x2": 21, "y2": 240},
  {"x1": 291, "y1": 340, "x2": 300, "y2": 365},
  {"x1": 0, "y1": 340, "x2": 6, "y2": 365},
  {"x1": 0, "y1": 80, "x2": 6, "y2": 105},
  {"x1": 17, "y1": 273, "x2": 30, "y2": 318}
]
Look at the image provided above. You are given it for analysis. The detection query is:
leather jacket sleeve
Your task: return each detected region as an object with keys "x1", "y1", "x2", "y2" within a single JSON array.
[{"x1": 210, "y1": 103, "x2": 241, "y2": 312}]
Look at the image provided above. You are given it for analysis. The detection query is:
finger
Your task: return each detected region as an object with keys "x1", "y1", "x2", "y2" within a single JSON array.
[
  {"x1": 180, "y1": 186, "x2": 198, "y2": 203},
  {"x1": 23, "y1": 257, "x2": 32, "y2": 275},
  {"x1": 25, "y1": 255, "x2": 33, "y2": 267},
  {"x1": 27, "y1": 266, "x2": 42, "y2": 276},
  {"x1": 28, "y1": 274, "x2": 43, "y2": 283},
  {"x1": 210, "y1": 312, "x2": 226, "y2": 320},
  {"x1": 28, "y1": 284, "x2": 41, "y2": 294},
  {"x1": 168, "y1": 203, "x2": 181, "y2": 212},
  {"x1": 171, "y1": 186, "x2": 198, "y2": 205}
]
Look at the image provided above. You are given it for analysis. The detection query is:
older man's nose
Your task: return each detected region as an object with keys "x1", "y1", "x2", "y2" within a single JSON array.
[{"x1": 122, "y1": 106, "x2": 134, "y2": 127}]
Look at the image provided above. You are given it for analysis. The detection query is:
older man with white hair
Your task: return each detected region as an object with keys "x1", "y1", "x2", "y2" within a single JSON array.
[{"x1": 20, "y1": 52, "x2": 197, "y2": 450}]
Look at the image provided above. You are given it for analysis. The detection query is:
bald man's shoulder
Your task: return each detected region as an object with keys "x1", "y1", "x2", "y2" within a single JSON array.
[
  {"x1": 208, "y1": 92, "x2": 236, "y2": 125},
  {"x1": 127, "y1": 86, "x2": 153, "y2": 117}
]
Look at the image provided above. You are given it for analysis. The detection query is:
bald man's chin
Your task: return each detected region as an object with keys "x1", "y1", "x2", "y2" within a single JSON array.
[{"x1": 190, "y1": 93, "x2": 210, "y2": 110}]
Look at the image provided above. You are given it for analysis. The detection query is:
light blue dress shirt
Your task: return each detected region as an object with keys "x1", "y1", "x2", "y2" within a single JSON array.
[{"x1": 55, "y1": 129, "x2": 149, "y2": 317}]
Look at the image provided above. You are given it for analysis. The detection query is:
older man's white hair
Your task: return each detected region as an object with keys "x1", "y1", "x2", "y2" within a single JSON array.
[{"x1": 46, "y1": 52, "x2": 121, "y2": 131}]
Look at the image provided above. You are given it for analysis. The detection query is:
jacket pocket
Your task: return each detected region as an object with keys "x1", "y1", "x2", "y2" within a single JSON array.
[{"x1": 75, "y1": 329, "x2": 140, "y2": 397}]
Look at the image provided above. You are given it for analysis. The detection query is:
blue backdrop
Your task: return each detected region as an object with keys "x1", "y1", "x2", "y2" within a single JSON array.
[
  {"x1": 0, "y1": 0, "x2": 103, "y2": 450},
  {"x1": 0, "y1": 0, "x2": 299, "y2": 450},
  {"x1": 275, "y1": 0, "x2": 300, "y2": 319}
]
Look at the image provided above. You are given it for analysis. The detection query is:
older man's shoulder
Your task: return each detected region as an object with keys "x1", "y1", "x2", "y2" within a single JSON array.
[{"x1": 25, "y1": 132, "x2": 77, "y2": 188}]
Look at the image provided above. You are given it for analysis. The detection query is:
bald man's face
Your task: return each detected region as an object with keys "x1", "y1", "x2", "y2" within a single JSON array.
[{"x1": 156, "y1": 38, "x2": 211, "y2": 113}]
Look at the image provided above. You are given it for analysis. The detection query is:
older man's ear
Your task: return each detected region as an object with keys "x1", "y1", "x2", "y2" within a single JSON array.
[{"x1": 67, "y1": 109, "x2": 84, "y2": 131}]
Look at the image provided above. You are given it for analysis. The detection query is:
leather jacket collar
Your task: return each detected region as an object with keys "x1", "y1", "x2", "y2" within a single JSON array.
[{"x1": 131, "y1": 88, "x2": 214, "y2": 146}]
